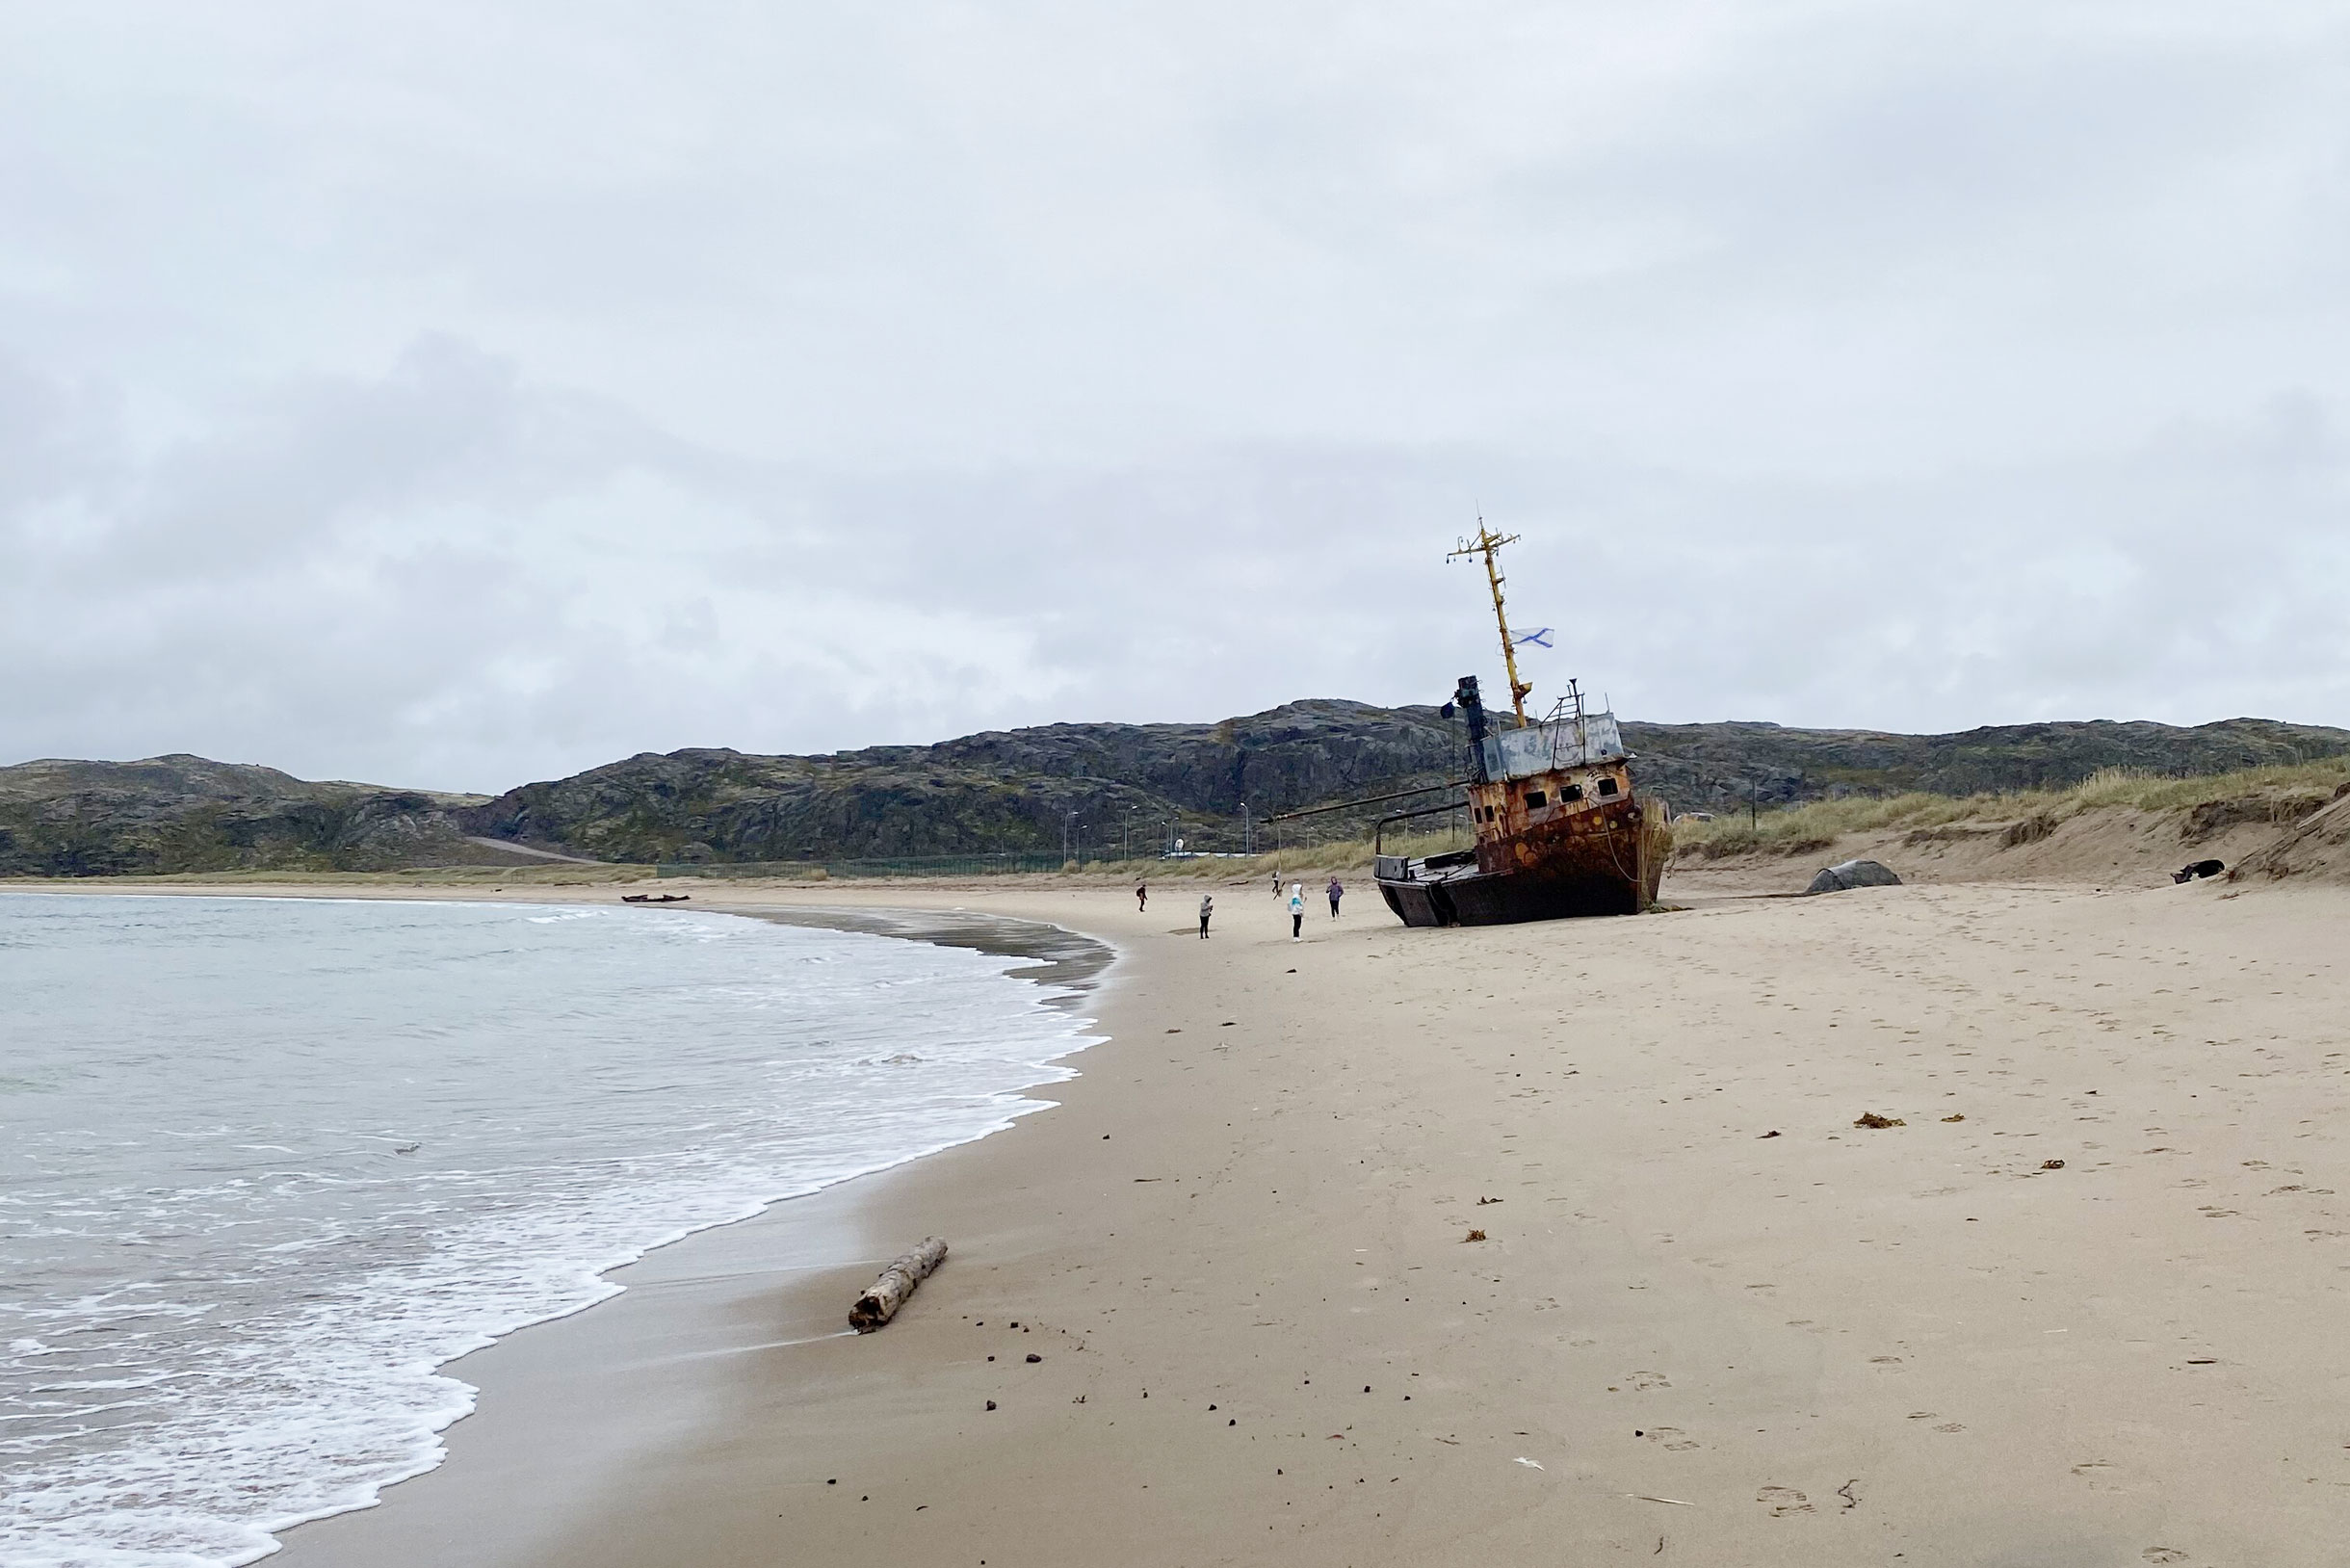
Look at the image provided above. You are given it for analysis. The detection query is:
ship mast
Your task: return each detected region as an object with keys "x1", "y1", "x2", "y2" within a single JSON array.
[{"x1": 1448, "y1": 516, "x2": 1532, "y2": 722}]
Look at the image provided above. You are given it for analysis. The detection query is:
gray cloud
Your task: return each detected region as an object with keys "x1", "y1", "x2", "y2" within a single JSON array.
[{"x1": 4, "y1": 2, "x2": 2348, "y2": 790}]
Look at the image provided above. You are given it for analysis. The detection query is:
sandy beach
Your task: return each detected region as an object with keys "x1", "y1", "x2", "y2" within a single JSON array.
[
  {"x1": 70, "y1": 872, "x2": 2350, "y2": 1564},
  {"x1": 23, "y1": 7, "x2": 2350, "y2": 1561}
]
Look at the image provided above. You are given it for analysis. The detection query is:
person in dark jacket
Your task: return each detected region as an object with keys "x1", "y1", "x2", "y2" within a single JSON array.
[{"x1": 1327, "y1": 876, "x2": 1344, "y2": 917}]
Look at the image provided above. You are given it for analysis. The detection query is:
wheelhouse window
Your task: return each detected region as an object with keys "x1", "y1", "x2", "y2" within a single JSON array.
[
  {"x1": 1597, "y1": 776, "x2": 1619, "y2": 797},
  {"x1": 1561, "y1": 783, "x2": 1583, "y2": 801},
  {"x1": 1524, "y1": 790, "x2": 1547, "y2": 808}
]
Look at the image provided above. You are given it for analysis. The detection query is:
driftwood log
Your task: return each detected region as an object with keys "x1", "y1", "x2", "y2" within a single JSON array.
[{"x1": 849, "y1": 1237, "x2": 950, "y2": 1332}]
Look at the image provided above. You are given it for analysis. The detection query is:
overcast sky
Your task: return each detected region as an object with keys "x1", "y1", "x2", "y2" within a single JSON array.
[{"x1": 6, "y1": 1, "x2": 2348, "y2": 792}]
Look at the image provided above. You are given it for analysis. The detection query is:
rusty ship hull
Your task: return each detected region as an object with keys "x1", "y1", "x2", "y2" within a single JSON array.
[
  {"x1": 1376, "y1": 794, "x2": 1668, "y2": 927},
  {"x1": 1377, "y1": 796, "x2": 1667, "y2": 927}
]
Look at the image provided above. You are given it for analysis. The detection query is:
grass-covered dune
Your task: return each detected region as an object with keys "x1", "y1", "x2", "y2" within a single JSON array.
[
  {"x1": 1667, "y1": 758, "x2": 2350, "y2": 887},
  {"x1": 1671, "y1": 758, "x2": 2350, "y2": 857}
]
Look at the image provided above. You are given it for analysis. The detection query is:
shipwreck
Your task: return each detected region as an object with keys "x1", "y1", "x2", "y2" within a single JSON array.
[{"x1": 1369, "y1": 524, "x2": 1670, "y2": 927}]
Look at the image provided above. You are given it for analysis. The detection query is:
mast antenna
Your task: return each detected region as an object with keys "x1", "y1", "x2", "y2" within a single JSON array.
[{"x1": 1447, "y1": 512, "x2": 1531, "y2": 721}]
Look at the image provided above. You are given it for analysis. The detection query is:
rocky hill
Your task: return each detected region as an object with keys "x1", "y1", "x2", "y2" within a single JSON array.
[
  {"x1": 460, "y1": 699, "x2": 1458, "y2": 864},
  {"x1": 7, "y1": 708, "x2": 2349, "y2": 875},
  {"x1": 0, "y1": 755, "x2": 507, "y2": 876}
]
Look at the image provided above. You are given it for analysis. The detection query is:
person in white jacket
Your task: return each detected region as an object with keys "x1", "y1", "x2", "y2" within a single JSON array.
[{"x1": 1288, "y1": 883, "x2": 1306, "y2": 940}]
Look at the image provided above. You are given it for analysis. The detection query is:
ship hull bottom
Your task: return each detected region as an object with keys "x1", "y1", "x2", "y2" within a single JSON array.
[
  {"x1": 1373, "y1": 797, "x2": 1670, "y2": 928},
  {"x1": 1376, "y1": 868, "x2": 1641, "y2": 927}
]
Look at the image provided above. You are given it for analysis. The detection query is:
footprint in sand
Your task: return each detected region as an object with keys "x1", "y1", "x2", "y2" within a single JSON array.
[
  {"x1": 1641, "y1": 1426, "x2": 1702, "y2": 1451},
  {"x1": 1934, "y1": 1422, "x2": 1967, "y2": 1433},
  {"x1": 1625, "y1": 1370, "x2": 1670, "y2": 1391},
  {"x1": 1756, "y1": 1485, "x2": 1812, "y2": 1516},
  {"x1": 2142, "y1": 1551, "x2": 2188, "y2": 1564}
]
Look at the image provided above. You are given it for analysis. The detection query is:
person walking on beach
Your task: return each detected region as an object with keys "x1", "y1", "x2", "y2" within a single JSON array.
[
  {"x1": 1288, "y1": 882, "x2": 1305, "y2": 940},
  {"x1": 1327, "y1": 875, "x2": 1344, "y2": 918},
  {"x1": 1198, "y1": 894, "x2": 1213, "y2": 939},
  {"x1": 1136, "y1": 882, "x2": 1147, "y2": 912}
]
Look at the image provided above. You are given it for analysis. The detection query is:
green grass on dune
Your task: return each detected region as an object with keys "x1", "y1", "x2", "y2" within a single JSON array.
[{"x1": 1668, "y1": 758, "x2": 2350, "y2": 860}]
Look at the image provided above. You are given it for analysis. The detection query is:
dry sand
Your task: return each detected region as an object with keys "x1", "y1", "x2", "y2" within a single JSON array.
[{"x1": 69, "y1": 873, "x2": 2350, "y2": 1565}]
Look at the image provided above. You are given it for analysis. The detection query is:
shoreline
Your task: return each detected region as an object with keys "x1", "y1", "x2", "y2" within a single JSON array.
[
  {"x1": 26, "y1": 874, "x2": 2350, "y2": 1565},
  {"x1": 259, "y1": 883, "x2": 1149, "y2": 1568},
  {"x1": 2, "y1": 883, "x2": 1123, "y2": 1568}
]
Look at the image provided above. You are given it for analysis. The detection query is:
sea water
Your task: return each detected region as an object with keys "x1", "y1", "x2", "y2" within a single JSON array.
[{"x1": 0, "y1": 894, "x2": 1104, "y2": 1567}]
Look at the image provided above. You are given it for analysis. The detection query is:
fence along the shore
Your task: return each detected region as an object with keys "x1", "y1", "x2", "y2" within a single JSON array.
[
  {"x1": 655, "y1": 850, "x2": 1234, "y2": 878},
  {"x1": 650, "y1": 840, "x2": 1284, "y2": 878},
  {"x1": 649, "y1": 809, "x2": 1423, "y2": 878},
  {"x1": 656, "y1": 853, "x2": 1073, "y2": 878}
]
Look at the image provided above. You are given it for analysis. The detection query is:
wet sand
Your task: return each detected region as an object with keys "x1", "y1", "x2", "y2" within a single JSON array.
[{"x1": 94, "y1": 875, "x2": 2350, "y2": 1564}]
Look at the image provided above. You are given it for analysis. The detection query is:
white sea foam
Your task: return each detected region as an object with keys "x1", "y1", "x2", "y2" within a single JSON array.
[{"x1": 0, "y1": 895, "x2": 1104, "y2": 1567}]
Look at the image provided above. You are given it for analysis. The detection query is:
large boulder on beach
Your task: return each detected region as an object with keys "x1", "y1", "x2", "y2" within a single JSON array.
[{"x1": 1806, "y1": 858, "x2": 1902, "y2": 895}]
